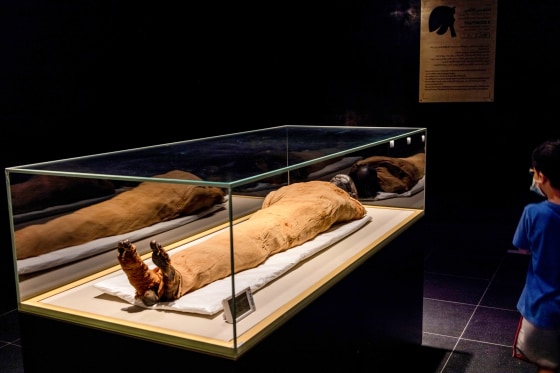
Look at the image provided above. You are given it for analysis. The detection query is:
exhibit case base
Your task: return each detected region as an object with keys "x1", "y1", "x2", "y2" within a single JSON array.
[{"x1": 19, "y1": 217, "x2": 425, "y2": 372}]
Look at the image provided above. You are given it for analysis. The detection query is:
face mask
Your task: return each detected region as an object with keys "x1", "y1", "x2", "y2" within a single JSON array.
[{"x1": 530, "y1": 178, "x2": 546, "y2": 197}]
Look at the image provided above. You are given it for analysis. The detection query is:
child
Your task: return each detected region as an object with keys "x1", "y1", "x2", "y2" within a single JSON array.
[{"x1": 513, "y1": 139, "x2": 560, "y2": 373}]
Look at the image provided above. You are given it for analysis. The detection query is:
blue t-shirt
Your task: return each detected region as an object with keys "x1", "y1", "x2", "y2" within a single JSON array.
[{"x1": 514, "y1": 200, "x2": 560, "y2": 329}]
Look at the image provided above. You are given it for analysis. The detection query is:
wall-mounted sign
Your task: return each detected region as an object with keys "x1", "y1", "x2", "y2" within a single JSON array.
[{"x1": 419, "y1": 0, "x2": 497, "y2": 102}]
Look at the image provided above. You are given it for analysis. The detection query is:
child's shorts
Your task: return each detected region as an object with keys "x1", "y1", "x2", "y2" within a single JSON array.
[{"x1": 513, "y1": 316, "x2": 560, "y2": 370}]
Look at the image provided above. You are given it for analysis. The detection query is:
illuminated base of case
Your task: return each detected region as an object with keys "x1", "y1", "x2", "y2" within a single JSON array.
[{"x1": 20, "y1": 205, "x2": 422, "y2": 362}]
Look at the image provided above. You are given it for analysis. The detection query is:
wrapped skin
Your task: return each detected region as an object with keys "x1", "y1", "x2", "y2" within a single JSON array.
[
  {"x1": 117, "y1": 180, "x2": 366, "y2": 305},
  {"x1": 15, "y1": 170, "x2": 225, "y2": 260}
]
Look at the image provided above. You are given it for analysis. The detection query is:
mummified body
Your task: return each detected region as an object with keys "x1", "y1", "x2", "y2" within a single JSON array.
[
  {"x1": 15, "y1": 170, "x2": 225, "y2": 260},
  {"x1": 117, "y1": 180, "x2": 366, "y2": 306}
]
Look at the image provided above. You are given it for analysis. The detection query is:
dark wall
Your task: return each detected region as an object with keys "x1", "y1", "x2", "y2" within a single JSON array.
[{"x1": 1, "y1": 0, "x2": 559, "y2": 312}]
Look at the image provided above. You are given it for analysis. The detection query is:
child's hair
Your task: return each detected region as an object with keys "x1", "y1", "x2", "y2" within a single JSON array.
[{"x1": 532, "y1": 139, "x2": 560, "y2": 189}]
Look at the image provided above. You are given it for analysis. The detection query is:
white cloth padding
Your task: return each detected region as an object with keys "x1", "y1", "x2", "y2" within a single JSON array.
[
  {"x1": 17, "y1": 204, "x2": 225, "y2": 275},
  {"x1": 94, "y1": 214, "x2": 372, "y2": 315}
]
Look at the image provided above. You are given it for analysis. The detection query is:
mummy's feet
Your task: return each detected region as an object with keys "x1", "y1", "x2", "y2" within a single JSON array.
[
  {"x1": 150, "y1": 240, "x2": 181, "y2": 301},
  {"x1": 117, "y1": 239, "x2": 162, "y2": 306},
  {"x1": 117, "y1": 239, "x2": 134, "y2": 257}
]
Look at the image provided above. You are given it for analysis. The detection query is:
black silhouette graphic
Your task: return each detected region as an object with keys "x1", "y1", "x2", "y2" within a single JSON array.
[{"x1": 429, "y1": 6, "x2": 456, "y2": 37}]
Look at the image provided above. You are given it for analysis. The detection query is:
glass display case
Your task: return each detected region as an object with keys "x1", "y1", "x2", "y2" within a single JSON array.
[{"x1": 6, "y1": 125, "x2": 427, "y2": 359}]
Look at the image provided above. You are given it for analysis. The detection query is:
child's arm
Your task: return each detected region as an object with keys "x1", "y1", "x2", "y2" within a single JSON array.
[{"x1": 507, "y1": 248, "x2": 531, "y2": 255}]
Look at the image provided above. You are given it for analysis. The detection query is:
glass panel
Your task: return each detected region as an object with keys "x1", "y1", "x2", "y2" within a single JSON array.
[{"x1": 8, "y1": 126, "x2": 424, "y2": 187}]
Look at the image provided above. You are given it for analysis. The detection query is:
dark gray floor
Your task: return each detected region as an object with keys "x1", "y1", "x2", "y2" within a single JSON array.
[
  {"x1": 419, "y1": 207, "x2": 536, "y2": 373},
  {"x1": 0, "y1": 214, "x2": 538, "y2": 373},
  {"x1": 0, "y1": 309, "x2": 22, "y2": 373}
]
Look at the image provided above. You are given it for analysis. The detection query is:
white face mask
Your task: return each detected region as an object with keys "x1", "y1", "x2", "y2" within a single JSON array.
[{"x1": 530, "y1": 177, "x2": 546, "y2": 197}]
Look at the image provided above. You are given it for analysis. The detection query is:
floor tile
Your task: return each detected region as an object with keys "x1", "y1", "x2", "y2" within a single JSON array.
[
  {"x1": 0, "y1": 310, "x2": 20, "y2": 343},
  {"x1": 0, "y1": 344, "x2": 24, "y2": 373},
  {"x1": 481, "y1": 253, "x2": 528, "y2": 309},
  {"x1": 422, "y1": 332, "x2": 458, "y2": 351},
  {"x1": 424, "y1": 272, "x2": 489, "y2": 304},
  {"x1": 462, "y1": 306, "x2": 520, "y2": 346},
  {"x1": 423, "y1": 299, "x2": 475, "y2": 337},
  {"x1": 422, "y1": 332, "x2": 458, "y2": 372},
  {"x1": 481, "y1": 278, "x2": 524, "y2": 310},
  {"x1": 443, "y1": 339, "x2": 535, "y2": 373}
]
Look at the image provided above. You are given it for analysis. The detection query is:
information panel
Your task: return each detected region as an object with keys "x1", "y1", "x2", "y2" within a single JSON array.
[{"x1": 419, "y1": 0, "x2": 497, "y2": 102}]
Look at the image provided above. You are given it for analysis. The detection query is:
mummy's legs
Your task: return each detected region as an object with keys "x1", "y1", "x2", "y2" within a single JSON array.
[
  {"x1": 150, "y1": 240, "x2": 181, "y2": 301},
  {"x1": 117, "y1": 239, "x2": 162, "y2": 306}
]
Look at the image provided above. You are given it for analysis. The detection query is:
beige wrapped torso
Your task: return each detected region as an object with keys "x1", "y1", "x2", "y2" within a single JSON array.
[
  {"x1": 169, "y1": 181, "x2": 366, "y2": 295},
  {"x1": 15, "y1": 170, "x2": 225, "y2": 260}
]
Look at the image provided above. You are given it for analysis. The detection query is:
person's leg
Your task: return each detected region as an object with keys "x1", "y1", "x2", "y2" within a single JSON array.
[{"x1": 514, "y1": 317, "x2": 560, "y2": 373}]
